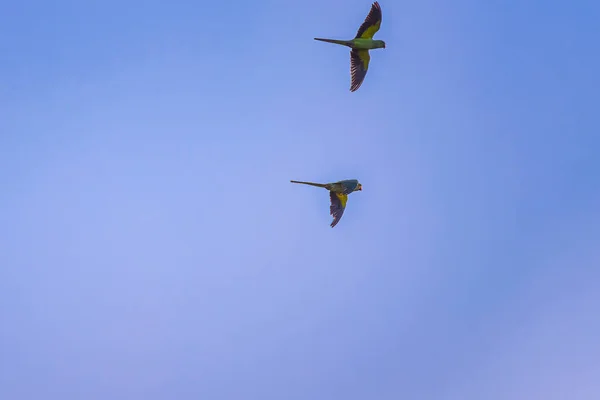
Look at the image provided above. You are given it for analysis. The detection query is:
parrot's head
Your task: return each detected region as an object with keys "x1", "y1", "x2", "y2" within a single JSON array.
[
  {"x1": 374, "y1": 40, "x2": 386, "y2": 49},
  {"x1": 356, "y1": 183, "x2": 363, "y2": 191}
]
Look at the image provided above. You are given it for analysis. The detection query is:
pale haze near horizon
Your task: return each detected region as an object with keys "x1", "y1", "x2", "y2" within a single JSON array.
[{"x1": 1, "y1": 1, "x2": 599, "y2": 399}]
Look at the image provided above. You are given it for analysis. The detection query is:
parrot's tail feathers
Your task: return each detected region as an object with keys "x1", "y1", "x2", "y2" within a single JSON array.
[
  {"x1": 314, "y1": 38, "x2": 352, "y2": 47},
  {"x1": 290, "y1": 180, "x2": 329, "y2": 189}
]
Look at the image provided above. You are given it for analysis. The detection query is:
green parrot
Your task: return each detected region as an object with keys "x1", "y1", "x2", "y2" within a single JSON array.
[
  {"x1": 291, "y1": 179, "x2": 363, "y2": 228},
  {"x1": 314, "y1": 1, "x2": 385, "y2": 92}
]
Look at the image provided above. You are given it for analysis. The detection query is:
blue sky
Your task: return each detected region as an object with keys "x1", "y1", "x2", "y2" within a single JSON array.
[{"x1": 1, "y1": 0, "x2": 599, "y2": 398}]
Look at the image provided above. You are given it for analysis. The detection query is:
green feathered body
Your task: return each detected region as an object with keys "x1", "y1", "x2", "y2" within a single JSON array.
[
  {"x1": 329, "y1": 179, "x2": 361, "y2": 194},
  {"x1": 351, "y1": 38, "x2": 385, "y2": 50}
]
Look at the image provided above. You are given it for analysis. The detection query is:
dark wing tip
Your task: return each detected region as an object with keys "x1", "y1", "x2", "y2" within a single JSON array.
[
  {"x1": 350, "y1": 79, "x2": 364, "y2": 92},
  {"x1": 373, "y1": 2, "x2": 382, "y2": 14}
]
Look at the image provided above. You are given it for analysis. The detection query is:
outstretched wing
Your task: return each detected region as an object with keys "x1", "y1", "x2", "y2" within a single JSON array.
[
  {"x1": 350, "y1": 49, "x2": 370, "y2": 92},
  {"x1": 329, "y1": 191, "x2": 348, "y2": 228},
  {"x1": 355, "y1": 1, "x2": 382, "y2": 39}
]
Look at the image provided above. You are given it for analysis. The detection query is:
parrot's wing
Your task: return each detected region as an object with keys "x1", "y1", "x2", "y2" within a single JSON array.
[
  {"x1": 329, "y1": 191, "x2": 348, "y2": 228},
  {"x1": 350, "y1": 49, "x2": 370, "y2": 92},
  {"x1": 355, "y1": 1, "x2": 382, "y2": 39}
]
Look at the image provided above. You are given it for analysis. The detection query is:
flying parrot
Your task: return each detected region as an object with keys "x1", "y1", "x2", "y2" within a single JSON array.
[
  {"x1": 290, "y1": 179, "x2": 363, "y2": 228},
  {"x1": 314, "y1": 1, "x2": 385, "y2": 92}
]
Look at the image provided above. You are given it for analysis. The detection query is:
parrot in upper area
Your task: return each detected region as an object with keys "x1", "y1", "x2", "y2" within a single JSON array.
[
  {"x1": 314, "y1": 1, "x2": 385, "y2": 92},
  {"x1": 290, "y1": 179, "x2": 363, "y2": 228}
]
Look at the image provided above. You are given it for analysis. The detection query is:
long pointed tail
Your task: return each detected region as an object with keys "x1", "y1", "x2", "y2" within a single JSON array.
[
  {"x1": 314, "y1": 38, "x2": 352, "y2": 47},
  {"x1": 290, "y1": 180, "x2": 329, "y2": 189}
]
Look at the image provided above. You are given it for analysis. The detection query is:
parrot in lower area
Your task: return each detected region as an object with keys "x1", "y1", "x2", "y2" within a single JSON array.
[
  {"x1": 314, "y1": 1, "x2": 385, "y2": 92},
  {"x1": 291, "y1": 179, "x2": 363, "y2": 228}
]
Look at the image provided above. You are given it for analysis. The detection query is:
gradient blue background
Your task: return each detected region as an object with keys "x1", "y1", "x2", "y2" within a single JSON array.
[{"x1": 1, "y1": 1, "x2": 599, "y2": 399}]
